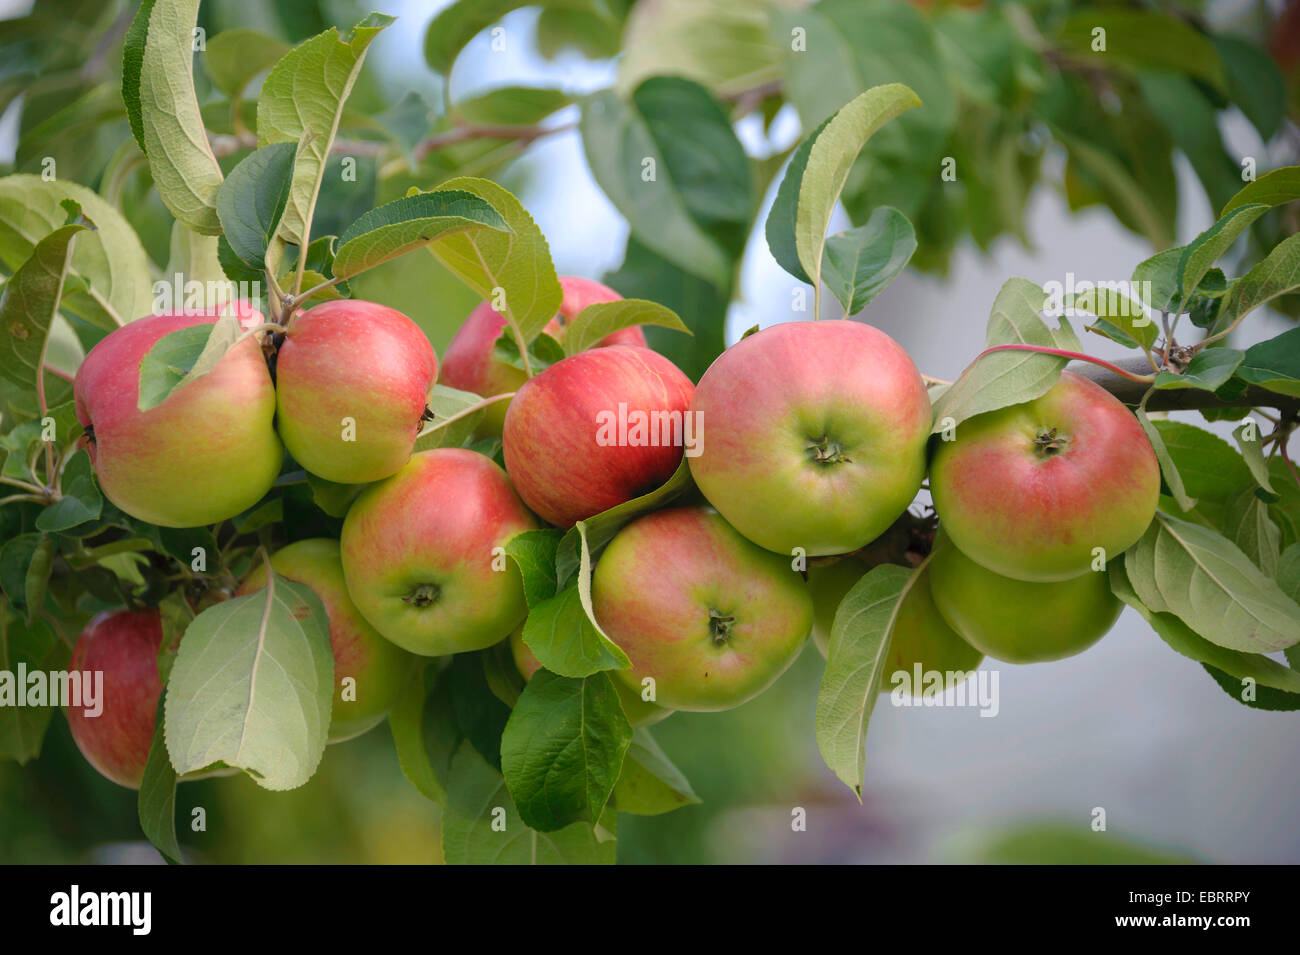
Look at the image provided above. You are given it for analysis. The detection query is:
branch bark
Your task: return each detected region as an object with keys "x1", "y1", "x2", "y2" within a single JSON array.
[{"x1": 1070, "y1": 356, "x2": 1300, "y2": 414}]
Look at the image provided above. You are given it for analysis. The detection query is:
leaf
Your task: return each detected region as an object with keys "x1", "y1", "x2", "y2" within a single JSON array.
[
  {"x1": 165, "y1": 221, "x2": 225, "y2": 298},
  {"x1": 930, "y1": 278, "x2": 1078, "y2": 434},
  {"x1": 1152, "y1": 348, "x2": 1243, "y2": 392},
  {"x1": 611, "y1": 727, "x2": 700, "y2": 816},
  {"x1": 1124, "y1": 512, "x2": 1300, "y2": 654},
  {"x1": 500, "y1": 670, "x2": 633, "y2": 831},
  {"x1": 1131, "y1": 246, "x2": 1182, "y2": 314},
  {"x1": 505, "y1": 529, "x2": 563, "y2": 608},
  {"x1": 0, "y1": 610, "x2": 68, "y2": 765},
  {"x1": 1176, "y1": 204, "x2": 1269, "y2": 309},
  {"x1": 793, "y1": 84, "x2": 921, "y2": 308},
  {"x1": 423, "y1": 0, "x2": 532, "y2": 73},
  {"x1": 137, "y1": 694, "x2": 183, "y2": 864},
  {"x1": 491, "y1": 329, "x2": 564, "y2": 374},
  {"x1": 204, "y1": 28, "x2": 290, "y2": 98},
  {"x1": 1210, "y1": 233, "x2": 1300, "y2": 335},
  {"x1": 303, "y1": 473, "x2": 367, "y2": 519},
  {"x1": 820, "y1": 206, "x2": 917, "y2": 315},
  {"x1": 455, "y1": 86, "x2": 572, "y2": 126},
  {"x1": 0, "y1": 216, "x2": 87, "y2": 390},
  {"x1": 1202, "y1": 664, "x2": 1300, "y2": 711},
  {"x1": 136, "y1": 0, "x2": 225, "y2": 234},
  {"x1": 561, "y1": 299, "x2": 690, "y2": 357},
  {"x1": 333, "y1": 188, "x2": 510, "y2": 280},
  {"x1": 35, "y1": 449, "x2": 102, "y2": 532},
  {"x1": 441, "y1": 740, "x2": 616, "y2": 865},
  {"x1": 1233, "y1": 327, "x2": 1300, "y2": 398},
  {"x1": 257, "y1": 13, "x2": 395, "y2": 247},
  {"x1": 815, "y1": 563, "x2": 913, "y2": 796},
  {"x1": 1213, "y1": 36, "x2": 1287, "y2": 141},
  {"x1": 426, "y1": 177, "x2": 562, "y2": 348},
  {"x1": 1150, "y1": 420, "x2": 1252, "y2": 524},
  {"x1": 1224, "y1": 490, "x2": 1281, "y2": 576},
  {"x1": 1232, "y1": 419, "x2": 1276, "y2": 497},
  {"x1": 215, "y1": 142, "x2": 297, "y2": 270},
  {"x1": 389, "y1": 662, "x2": 461, "y2": 805},
  {"x1": 522, "y1": 585, "x2": 630, "y2": 679},
  {"x1": 22, "y1": 536, "x2": 54, "y2": 625},
  {"x1": 412, "y1": 383, "x2": 490, "y2": 452},
  {"x1": 1072, "y1": 284, "x2": 1157, "y2": 351},
  {"x1": 120, "y1": 0, "x2": 157, "y2": 153},
  {"x1": 1055, "y1": 129, "x2": 1175, "y2": 250},
  {"x1": 0, "y1": 534, "x2": 42, "y2": 610},
  {"x1": 1055, "y1": 10, "x2": 1226, "y2": 93},
  {"x1": 164, "y1": 572, "x2": 333, "y2": 791},
  {"x1": 1220, "y1": 165, "x2": 1300, "y2": 216},
  {"x1": 447, "y1": 652, "x2": 512, "y2": 772},
  {"x1": 137, "y1": 311, "x2": 242, "y2": 412},
  {"x1": 1138, "y1": 406, "x2": 1197, "y2": 512},
  {"x1": 766, "y1": 117, "x2": 832, "y2": 285}
]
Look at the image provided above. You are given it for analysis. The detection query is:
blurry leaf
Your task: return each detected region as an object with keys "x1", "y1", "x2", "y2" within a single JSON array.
[
  {"x1": 165, "y1": 573, "x2": 333, "y2": 791},
  {"x1": 138, "y1": 694, "x2": 182, "y2": 864},
  {"x1": 423, "y1": 0, "x2": 532, "y2": 74},
  {"x1": 562, "y1": 299, "x2": 690, "y2": 357},
  {"x1": 1055, "y1": 10, "x2": 1226, "y2": 93},
  {"x1": 1124, "y1": 512, "x2": 1300, "y2": 654},
  {"x1": 930, "y1": 278, "x2": 1077, "y2": 434},
  {"x1": 136, "y1": 312, "x2": 241, "y2": 412},
  {"x1": 1136, "y1": 71, "x2": 1242, "y2": 215},
  {"x1": 770, "y1": 7, "x2": 861, "y2": 130},
  {"x1": 446, "y1": 652, "x2": 511, "y2": 772},
  {"x1": 611, "y1": 727, "x2": 700, "y2": 816},
  {"x1": 816, "y1": 563, "x2": 913, "y2": 797},
  {"x1": 165, "y1": 221, "x2": 225, "y2": 300},
  {"x1": 0, "y1": 534, "x2": 44, "y2": 611},
  {"x1": 454, "y1": 86, "x2": 572, "y2": 126},
  {"x1": 1055, "y1": 129, "x2": 1175, "y2": 250},
  {"x1": 258, "y1": 13, "x2": 394, "y2": 246},
  {"x1": 204, "y1": 28, "x2": 290, "y2": 98},
  {"x1": 390, "y1": 662, "x2": 460, "y2": 804},
  {"x1": 960, "y1": 820, "x2": 1198, "y2": 865},
  {"x1": 501, "y1": 670, "x2": 633, "y2": 831},
  {"x1": 0, "y1": 610, "x2": 68, "y2": 765},
  {"x1": 0, "y1": 214, "x2": 87, "y2": 391},
  {"x1": 820, "y1": 206, "x2": 916, "y2": 315},
  {"x1": 1214, "y1": 35, "x2": 1286, "y2": 140},
  {"x1": 215, "y1": 142, "x2": 297, "y2": 270}
]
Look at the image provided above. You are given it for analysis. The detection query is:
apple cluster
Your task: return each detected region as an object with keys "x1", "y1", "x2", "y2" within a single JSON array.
[{"x1": 64, "y1": 278, "x2": 1160, "y2": 788}]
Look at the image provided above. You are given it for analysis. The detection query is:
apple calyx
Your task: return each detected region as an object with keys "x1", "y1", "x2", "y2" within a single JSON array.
[
  {"x1": 806, "y1": 434, "x2": 852, "y2": 466},
  {"x1": 402, "y1": 583, "x2": 442, "y2": 608},
  {"x1": 1033, "y1": 427, "x2": 1070, "y2": 457},
  {"x1": 708, "y1": 608, "x2": 735, "y2": 645}
]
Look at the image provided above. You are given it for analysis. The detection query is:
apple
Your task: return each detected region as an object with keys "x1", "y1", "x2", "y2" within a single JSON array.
[
  {"x1": 439, "y1": 276, "x2": 647, "y2": 436},
  {"x1": 339, "y1": 448, "x2": 536, "y2": 656},
  {"x1": 65, "y1": 609, "x2": 164, "y2": 789},
  {"x1": 687, "y1": 320, "x2": 931, "y2": 556},
  {"x1": 507, "y1": 629, "x2": 671, "y2": 726},
  {"x1": 502, "y1": 345, "x2": 694, "y2": 527},
  {"x1": 275, "y1": 299, "x2": 437, "y2": 484},
  {"x1": 808, "y1": 557, "x2": 983, "y2": 696},
  {"x1": 928, "y1": 532, "x2": 1121, "y2": 664},
  {"x1": 238, "y1": 538, "x2": 414, "y2": 742},
  {"x1": 74, "y1": 311, "x2": 282, "y2": 527},
  {"x1": 929, "y1": 370, "x2": 1160, "y2": 582},
  {"x1": 591, "y1": 506, "x2": 813, "y2": 711}
]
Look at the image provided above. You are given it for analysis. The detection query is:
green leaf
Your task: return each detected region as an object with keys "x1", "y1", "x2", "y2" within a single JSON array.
[
  {"x1": 257, "y1": 13, "x2": 395, "y2": 247},
  {"x1": 164, "y1": 572, "x2": 333, "y2": 791},
  {"x1": 1203, "y1": 664, "x2": 1300, "y2": 711},
  {"x1": 121, "y1": 0, "x2": 157, "y2": 154},
  {"x1": 137, "y1": 694, "x2": 183, "y2": 864},
  {"x1": 1152, "y1": 348, "x2": 1243, "y2": 392},
  {"x1": 136, "y1": 311, "x2": 242, "y2": 412},
  {"x1": 22, "y1": 536, "x2": 54, "y2": 626},
  {"x1": 35, "y1": 449, "x2": 101, "y2": 532},
  {"x1": 0, "y1": 215, "x2": 87, "y2": 390},
  {"x1": 793, "y1": 84, "x2": 921, "y2": 310},
  {"x1": 766, "y1": 118, "x2": 831, "y2": 286},
  {"x1": 334, "y1": 188, "x2": 511, "y2": 281},
  {"x1": 1224, "y1": 489, "x2": 1281, "y2": 576},
  {"x1": 1072, "y1": 284, "x2": 1157, "y2": 351},
  {"x1": 389, "y1": 662, "x2": 460, "y2": 805},
  {"x1": 1150, "y1": 420, "x2": 1252, "y2": 525},
  {"x1": 611, "y1": 727, "x2": 700, "y2": 816},
  {"x1": 454, "y1": 86, "x2": 572, "y2": 126},
  {"x1": 816, "y1": 563, "x2": 913, "y2": 797},
  {"x1": 820, "y1": 206, "x2": 916, "y2": 315},
  {"x1": 423, "y1": 0, "x2": 530, "y2": 73},
  {"x1": 412, "y1": 383, "x2": 490, "y2": 452},
  {"x1": 491, "y1": 329, "x2": 564, "y2": 374},
  {"x1": 301, "y1": 235, "x2": 350, "y2": 297},
  {"x1": 441, "y1": 741, "x2": 616, "y2": 865},
  {"x1": 447, "y1": 652, "x2": 512, "y2": 772},
  {"x1": 1139, "y1": 407, "x2": 1197, "y2": 513},
  {"x1": 522, "y1": 583, "x2": 630, "y2": 679},
  {"x1": 1233, "y1": 327, "x2": 1300, "y2": 398},
  {"x1": 1055, "y1": 129, "x2": 1176, "y2": 250},
  {"x1": 165, "y1": 221, "x2": 226, "y2": 301},
  {"x1": 0, "y1": 534, "x2": 43, "y2": 611},
  {"x1": 1210, "y1": 233, "x2": 1300, "y2": 335},
  {"x1": 1220, "y1": 165, "x2": 1300, "y2": 216},
  {"x1": 1214, "y1": 35, "x2": 1287, "y2": 141},
  {"x1": 303, "y1": 473, "x2": 367, "y2": 519},
  {"x1": 136, "y1": 0, "x2": 225, "y2": 234},
  {"x1": 505, "y1": 529, "x2": 563, "y2": 608},
  {"x1": 1175, "y1": 204, "x2": 1269, "y2": 309},
  {"x1": 1232, "y1": 419, "x2": 1276, "y2": 497},
  {"x1": 930, "y1": 278, "x2": 1078, "y2": 434},
  {"x1": 561, "y1": 299, "x2": 690, "y2": 357},
  {"x1": 0, "y1": 609, "x2": 68, "y2": 765},
  {"x1": 500, "y1": 670, "x2": 633, "y2": 832},
  {"x1": 1131, "y1": 246, "x2": 1182, "y2": 314},
  {"x1": 1124, "y1": 512, "x2": 1300, "y2": 654},
  {"x1": 1055, "y1": 10, "x2": 1226, "y2": 93},
  {"x1": 204, "y1": 28, "x2": 290, "y2": 98},
  {"x1": 215, "y1": 142, "x2": 297, "y2": 270},
  {"x1": 426, "y1": 176, "x2": 562, "y2": 348}
]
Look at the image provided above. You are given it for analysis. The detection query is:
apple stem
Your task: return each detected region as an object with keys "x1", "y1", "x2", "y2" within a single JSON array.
[
  {"x1": 708, "y1": 609, "x2": 735, "y2": 645},
  {"x1": 403, "y1": 584, "x2": 442, "y2": 608},
  {"x1": 975, "y1": 344, "x2": 1157, "y2": 384},
  {"x1": 419, "y1": 392, "x2": 517, "y2": 437}
]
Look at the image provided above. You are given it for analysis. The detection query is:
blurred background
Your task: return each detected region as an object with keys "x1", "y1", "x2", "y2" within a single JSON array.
[{"x1": 1, "y1": 0, "x2": 1297, "y2": 863}]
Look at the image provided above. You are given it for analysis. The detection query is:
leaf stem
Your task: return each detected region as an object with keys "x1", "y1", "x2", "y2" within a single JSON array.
[
  {"x1": 421, "y1": 392, "x2": 516, "y2": 436},
  {"x1": 976, "y1": 344, "x2": 1157, "y2": 383}
]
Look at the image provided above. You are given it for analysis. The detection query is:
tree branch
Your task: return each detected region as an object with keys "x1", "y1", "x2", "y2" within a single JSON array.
[{"x1": 1070, "y1": 356, "x2": 1300, "y2": 413}]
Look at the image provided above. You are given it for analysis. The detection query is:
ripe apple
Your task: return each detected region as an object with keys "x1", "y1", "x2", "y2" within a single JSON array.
[
  {"x1": 687, "y1": 320, "x2": 931, "y2": 556},
  {"x1": 439, "y1": 276, "x2": 647, "y2": 436},
  {"x1": 65, "y1": 609, "x2": 164, "y2": 789},
  {"x1": 929, "y1": 370, "x2": 1160, "y2": 582},
  {"x1": 808, "y1": 557, "x2": 983, "y2": 695},
  {"x1": 74, "y1": 312, "x2": 282, "y2": 527},
  {"x1": 339, "y1": 448, "x2": 536, "y2": 656},
  {"x1": 275, "y1": 299, "x2": 437, "y2": 484},
  {"x1": 928, "y1": 533, "x2": 1121, "y2": 664},
  {"x1": 507, "y1": 629, "x2": 671, "y2": 726},
  {"x1": 502, "y1": 345, "x2": 694, "y2": 527},
  {"x1": 238, "y1": 539, "x2": 413, "y2": 742},
  {"x1": 591, "y1": 506, "x2": 813, "y2": 711}
]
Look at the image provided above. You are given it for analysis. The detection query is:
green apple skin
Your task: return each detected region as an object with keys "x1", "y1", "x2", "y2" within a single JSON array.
[
  {"x1": 339, "y1": 448, "x2": 536, "y2": 656},
  {"x1": 592, "y1": 506, "x2": 814, "y2": 712},
  {"x1": 929, "y1": 371, "x2": 1159, "y2": 582},
  {"x1": 507, "y1": 628, "x2": 670, "y2": 727},
  {"x1": 275, "y1": 299, "x2": 437, "y2": 485},
  {"x1": 687, "y1": 320, "x2": 931, "y2": 556},
  {"x1": 74, "y1": 311, "x2": 282, "y2": 527},
  {"x1": 238, "y1": 539, "x2": 414, "y2": 742},
  {"x1": 809, "y1": 558, "x2": 983, "y2": 696},
  {"x1": 927, "y1": 534, "x2": 1122, "y2": 664}
]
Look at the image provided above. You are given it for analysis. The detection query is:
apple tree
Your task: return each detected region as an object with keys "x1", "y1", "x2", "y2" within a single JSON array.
[{"x1": 1, "y1": 0, "x2": 1299, "y2": 864}]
